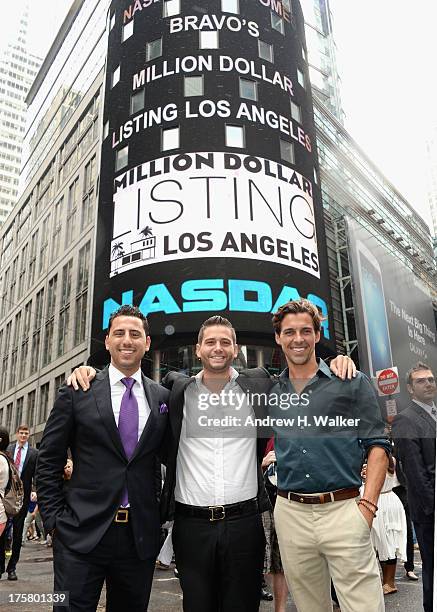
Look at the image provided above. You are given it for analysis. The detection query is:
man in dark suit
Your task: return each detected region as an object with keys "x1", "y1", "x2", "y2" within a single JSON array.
[
  {"x1": 392, "y1": 362, "x2": 436, "y2": 612},
  {"x1": 36, "y1": 305, "x2": 169, "y2": 612},
  {"x1": 0, "y1": 423, "x2": 37, "y2": 580}
]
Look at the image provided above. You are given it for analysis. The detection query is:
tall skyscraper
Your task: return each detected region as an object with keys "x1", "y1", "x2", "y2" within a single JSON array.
[{"x1": 0, "y1": 6, "x2": 41, "y2": 224}]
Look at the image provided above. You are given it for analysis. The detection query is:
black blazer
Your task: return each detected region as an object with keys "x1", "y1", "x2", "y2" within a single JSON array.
[
  {"x1": 36, "y1": 367, "x2": 169, "y2": 560},
  {"x1": 392, "y1": 401, "x2": 436, "y2": 523},
  {"x1": 7, "y1": 442, "x2": 37, "y2": 510},
  {"x1": 160, "y1": 368, "x2": 274, "y2": 522}
]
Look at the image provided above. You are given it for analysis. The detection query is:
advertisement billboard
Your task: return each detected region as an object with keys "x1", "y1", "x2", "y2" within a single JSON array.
[
  {"x1": 348, "y1": 218, "x2": 437, "y2": 411},
  {"x1": 91, "y1": 0, "x2": 335, "y2": 359}
]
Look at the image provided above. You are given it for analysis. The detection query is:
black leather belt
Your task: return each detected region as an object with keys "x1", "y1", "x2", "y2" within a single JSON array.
[
  {"x1": 175, "y1": 498, "x2": 259, "y2": 522},
  {"x1": 277, "y1": 487, "x2": 360, "y2": 504}
]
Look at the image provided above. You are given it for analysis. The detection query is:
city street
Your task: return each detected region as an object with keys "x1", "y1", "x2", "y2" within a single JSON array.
[{"x1": 0, "y1": 539, "x2": 424, "y2": 611}]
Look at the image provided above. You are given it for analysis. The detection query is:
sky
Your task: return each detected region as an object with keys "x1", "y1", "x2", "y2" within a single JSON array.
[{"x1": 1, "y1": 0, "x2": 435, "y2": 228}]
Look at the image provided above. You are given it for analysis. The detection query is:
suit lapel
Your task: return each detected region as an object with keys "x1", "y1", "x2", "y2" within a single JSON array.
[
  {"x1": 129, "y1": 374, "x2": 158, "y2": 462},
  {"x1": 21, "y1": 445, "x2": 34, "y2": 476},
  {"x1": 170, "y1": 377, "x2": 194, "y2": 441},
  {"x1": 411, "y1": 401, "x2": 437, "y2": 433},
  {"x1": 92, "y1": 368, "x2": 127, "y2": 460}
]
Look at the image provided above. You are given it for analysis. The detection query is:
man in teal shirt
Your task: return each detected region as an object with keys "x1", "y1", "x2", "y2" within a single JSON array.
[{"x1": 271, "y1": 299, "x2": 390, "y2": 612}]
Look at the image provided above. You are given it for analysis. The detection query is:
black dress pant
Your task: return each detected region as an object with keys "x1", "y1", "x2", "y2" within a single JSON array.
[
  {"x1": 393, "y1": 486, "x2": 415, "y2": 572},
  {"x1": 173, "y1": 510, "x2": 265, "y2": 612},
  {"x1": 414, "y1": 520, "x2": 434, "y2": 612},
  {"x1": 52, "y1": 521, "x2": 155, "y2": 612},
  {"x1": 0, "y1": 508, "x2": 26, "y2": 574}
]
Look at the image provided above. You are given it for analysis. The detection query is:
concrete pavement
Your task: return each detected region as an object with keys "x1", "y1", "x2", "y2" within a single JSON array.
[{"x1": 0, "y1": 539, "x2": 424, "y2": 611}]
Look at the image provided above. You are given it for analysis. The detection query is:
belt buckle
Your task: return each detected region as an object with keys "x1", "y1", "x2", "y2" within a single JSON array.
[
  {"x1": 115, "y1": 509, "x2": 129, "y2": 523},
  {"x1": 209, "y1": 505, "x2": 225, "y2": 522}
]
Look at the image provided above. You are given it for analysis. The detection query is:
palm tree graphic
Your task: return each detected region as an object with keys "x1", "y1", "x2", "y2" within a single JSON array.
[
  {"x1": 140, "y1": 226, "x2": 153, "y2": 237},
  {"x1": 111, "y1": 242, "x2": 125, "y2": 258}
]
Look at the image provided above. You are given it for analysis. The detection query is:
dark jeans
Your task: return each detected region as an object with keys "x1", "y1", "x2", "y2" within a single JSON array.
[
  {"x1": 173, "y1": 510, "x2": 265, "y2": 612},
  {"x1": 0, "y1": 509, "x2": 26, "y2": 574},
  {"x1": 414, "y1": 520, "x2": 434, "y2": 612},
  {"x1": 53, "y1": 521, "x2": 155, "y2": 612}
]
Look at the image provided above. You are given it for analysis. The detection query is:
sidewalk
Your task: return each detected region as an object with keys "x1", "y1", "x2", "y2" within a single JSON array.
[{"x1": 0, "y1": 539, "x2": 424, "y2": 611}]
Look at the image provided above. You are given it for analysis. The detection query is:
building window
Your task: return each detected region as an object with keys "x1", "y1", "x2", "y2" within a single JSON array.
[
  {"x1": 184, "y1": 76, "x2": 204, "y2": 97},
  {"x1": 28, "y1": 230, "x2": 38, "y2": 289},
  {"x1": 258, "y1": 40, "x2": 273, "y2": 63},
  {"x1": 163, "y1": 0, "x2": 180, "y2": 17},
  {"x1": 15, "y1": 397, "x2": 23, "y2": 431},
  {"x1": 122, "y1": 20, "x2": 134, "y2": 42},
  {"x1": 115, "y1": 146, "x2": 129, "y2": 171},
  {"x1": 39, "y1": 214, "x2": 50, "y2": 276},
  {"x1": 290, "y1": 100, "x2": 302, "y2": 123},
  {"x1": 161, "y1": 126, "x2": 180, "y2": 152},
  {"x1": 111, "y1": 66, "x2": 120, "y2": 88},
  {"x1": 58, "y1": 260, "x2": 72, "y2": 357},
  {"x1": 225, "y1": 125, "x2": 245, "y2": 148},
  {"x1": 54, "y1": 374, "x2": 65, "y2": 395},
  {"x1": 6, "y1": 403, "x2": 13, "y2": 433},
  {"x1": 297, "y1": 68, "x2": 305, "y2": 89},
  {"x1": 27, "y1": 391, "x2": 36, "y2": 429},
  {"x1": 131, "y1": 89, "x2": 145, "y2": 114},
  {"x1": 280, "y1": 139, "x2": 295, "y2": 164},
  {"x1": 52, "y1": 197, "x2": 63, "y2": 261},
  {"x1": 66, "y1": 178, "x2": 78, "y2": 248},
  {"x1": 42, "y1": 274, "x2": 57, "y2": 367},
  {"x1": 146, "y1": 38, "x2": 162, "y2": 62},
  {"x1": 200, "y1": 31, "x2": 219, "y2": 49},
  {"x1": 271, "y1": 12, "x2": 284, "y2": 34},
  {"x1": 239, "y1": 78, "x2": 258, "y2": 101},
  {"x1": 81, "y1": 156, "x2": 96, "y2": 230},
  {"x1": 38, "y1": 382, "x2": 50, "y2": 424},
  {"x1": 221, "y1": 0, "x2": 239, "y2": 13},
  {"x1": 282, "y1": 0, "x2": 291, "y2": 10},
  {"x1": 75, "y1": 243, "x2": 90, "y2": 347}
]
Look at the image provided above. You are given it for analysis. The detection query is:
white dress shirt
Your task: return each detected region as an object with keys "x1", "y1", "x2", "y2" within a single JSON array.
[
  {"x1": 174, "y1": 368, "x2": 258, "y2": 507},
  {"x1": 109, "y1": 364, "x2": 150, "y2": 439}
]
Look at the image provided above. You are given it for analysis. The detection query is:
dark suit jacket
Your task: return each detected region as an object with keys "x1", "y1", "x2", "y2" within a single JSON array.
[
  {"x1": 7, "y1": 442, "x2": 37, "y2": 512},
  {"x1": 160, "y1": 367, "x2": 274, "y2": 522},
  {"x1": 36, "y1": 367, "x2": 169, "y2": 560},
  {"x1": 392, "y1": 401, "x2": 436, "y2": 523}
]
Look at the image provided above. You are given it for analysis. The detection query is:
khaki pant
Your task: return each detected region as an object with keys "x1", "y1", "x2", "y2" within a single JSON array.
[{"x1": 274, "y1": 496, "x2": 384, "y2": 612}]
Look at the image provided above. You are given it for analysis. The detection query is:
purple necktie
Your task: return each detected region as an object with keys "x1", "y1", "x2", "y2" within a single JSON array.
[{"x1": 118, "y1": 377, "x2": 139, "y2": 506}]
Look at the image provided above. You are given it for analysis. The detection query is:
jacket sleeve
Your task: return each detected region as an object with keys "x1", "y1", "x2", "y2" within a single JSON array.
[
  {"x1": 161, "y1": 370, "x2": 189, "y2": 390},
  {"x1": 36, "y1": 385, "x2": 74, "y2": 532},
  {"x1": 392, "y1": 415, "x2": 435, "y2": 517}
]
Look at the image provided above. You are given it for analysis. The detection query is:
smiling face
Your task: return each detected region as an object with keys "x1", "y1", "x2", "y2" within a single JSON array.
[
  {"x1": 17, "y1": 428, "x2": 29, "y2": 447},
  {"x1": 196, "y1": 325, "x2": 238, "y2": 375},
  {"x1": 408, "y1": 368, "x2": 436, "y2": 406},
  {"x1": 105, "y1": 315, "x2": 151, "y2": 376},
  {"x1": 275, "y1": 312, "x2": 320, "y2": 369}
]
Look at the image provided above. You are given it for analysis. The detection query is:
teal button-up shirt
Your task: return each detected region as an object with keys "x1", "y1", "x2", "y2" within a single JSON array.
[{"x1": 270, "y1": 359, "x2": 391, "y2": 493}]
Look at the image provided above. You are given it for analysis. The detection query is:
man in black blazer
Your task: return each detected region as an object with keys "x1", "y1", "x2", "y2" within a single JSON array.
[
  {"x1": 392, "y1": 362, "x2": 436, "y2": 612},
  {"x1": 0, "y1": 424, "x2": 37, "y2": 580},
  {"x1": 36, "y1": 305, "x2": 169, "y2": 612}
]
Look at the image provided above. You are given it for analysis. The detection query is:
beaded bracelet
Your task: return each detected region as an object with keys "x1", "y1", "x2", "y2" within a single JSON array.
[
  {"x1": 361, "y1": 497, "x2": 378, "y2": 511},
  {"x1": 358, "y1": 500, "x2": 377, "y2": 517}
]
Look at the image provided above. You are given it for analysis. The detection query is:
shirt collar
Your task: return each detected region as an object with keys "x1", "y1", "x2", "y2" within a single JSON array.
[
  {"x1": 17, "y1": 441, "x2": 29, "y2": 451},
  {"x1": 412, "y1": 399, "x2": 437, "y2": 414},
  {"x1": 195, "y1": 366, "x2": 239, "y2": 388},
  {"x1": 279, "y1": 358, "x2": 331, "y2": 381},
  {"x1": 109, "y1": 363, "x2": 142, "y2": 387}
]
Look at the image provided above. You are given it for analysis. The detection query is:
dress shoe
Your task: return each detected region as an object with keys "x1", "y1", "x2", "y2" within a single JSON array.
[
  {"x1": 8, "y1": 570, "x2": 17, "y2": 581},
  {"x1": 405, "y1": 571, "x2": 419, "y2": 581},
  {"x1": 260, "y1": 585, "x2": 273, "y2": 601}
]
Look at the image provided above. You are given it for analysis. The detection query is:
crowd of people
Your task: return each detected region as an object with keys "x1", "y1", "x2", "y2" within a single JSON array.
[{"x1": 0, "y1": 300, "x2": 434, "y2": 612}]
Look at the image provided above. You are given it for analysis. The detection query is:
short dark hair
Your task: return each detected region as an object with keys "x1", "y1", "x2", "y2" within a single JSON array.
[
  {"x1": 0, "y1": 427, "x2": 9, "y2": 451},
  {"x1": 197, "y1": 316, "x2": 236, "y2": 344},
  {"x1": 272, "y1": 299, "x2": 323, "y2": 335},
  {"x1": 406, "y1": 362, "x2": 433, "y2": 386},
  {"x1": 107, "y1": 305, "x2": 149, "y2": 335},
  {"x1": 16, "y1": 424, "x2": 29, "y2": 433}
]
